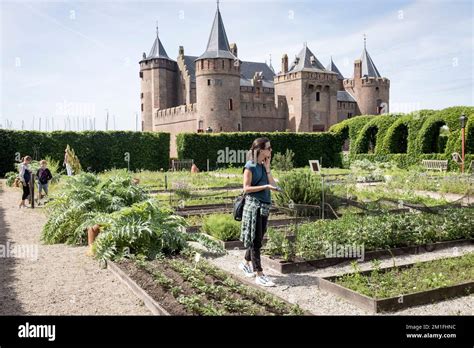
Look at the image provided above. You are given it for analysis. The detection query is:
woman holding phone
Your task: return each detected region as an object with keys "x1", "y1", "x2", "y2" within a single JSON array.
[{"x1": 239, "y1": 137, "x2": 279, "y2": 287}]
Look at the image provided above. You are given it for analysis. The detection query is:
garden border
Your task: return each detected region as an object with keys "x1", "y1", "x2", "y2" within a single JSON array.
[
  {"x1": 106, "y1": 261, "x2": 171, "y2": 316},
  {"x1": 317, "y1": 257, "x2": 474, "y2": 313},
  {"x1": 262, "y1": 239, "x2": 473, "y2": 274}
]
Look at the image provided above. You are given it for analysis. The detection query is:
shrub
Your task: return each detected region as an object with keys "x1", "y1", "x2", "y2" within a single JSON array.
[
  {"x1": 201, "y1": 214, "x2": 241, "y2": 241},
  {"x1": 0, "y1": 130, "x2": 170, "y2": 176},
  {"x1": 41, "y1": 172, "x2": 148, "y2": 245},
  {"x1": 271, "y1": 149, "x2": 294, "y2": 171},
  {"x1": 273, "y1": 169, "x2": 337, "y2": 215},
  {"x1": 176, "y1": 132, "x2": 342, "y2": 170}
]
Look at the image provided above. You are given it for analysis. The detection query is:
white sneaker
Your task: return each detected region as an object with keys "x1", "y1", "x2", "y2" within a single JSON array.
[
  {"x1": 238, "y1": 262, "x2": 255, "y2": 277},
  {"x1": 255, "y1": 274, "x2": 276, "y2": 287}
]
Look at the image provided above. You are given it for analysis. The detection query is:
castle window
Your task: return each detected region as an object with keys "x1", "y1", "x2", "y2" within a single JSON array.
[
  {"x1": 348, "y1": 113, "x2": 353, "y2": 118},
  {"x1": 316, "y1": 92, "x2": 320, "y2": 102},
  {"x1": 222, "y1": 60, "x2": 225, "y2": 69},
  {"x1": 140, "y1": 93, "x2": 143, "y2": 99},
  {"x1": 263, "y1": 104, "x2": 266, "y2": 108},
  {"x1": 207, "y1": 79, "x2": 211, "y2": 86},
  {"x1": 201, "y1": 60, "x2": 204, "y2": 69},
  {"x1": 238, "y1": 123, "x2": 241, "y2": 131},
  {"x1": 229, "y1": 99, "x2": 233, "y2": 111},
  {"x1": 141, "y1": 103, "x2": 143, "y2": 112},
  {"x1": 139, "y1": 71, "x2": 143, "y2": 79}
]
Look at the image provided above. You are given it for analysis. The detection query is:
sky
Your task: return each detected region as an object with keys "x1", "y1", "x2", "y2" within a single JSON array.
[{"x1": 1, "y1": 0, "x2": 473, "y2": 131}]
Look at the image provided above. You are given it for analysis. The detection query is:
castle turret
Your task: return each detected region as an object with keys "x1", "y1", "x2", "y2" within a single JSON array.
[
  {"x1": 344, "y1": 38, "x2": 390, "y2": 115},
  {"x1": 195, "y1": 3, "x2": 241, "y2": 132},
  {"x1": 139, "y1": 25, "x2": 178, "y2": 131},
  {"x1": 326, "y1": 57, "x2": 344, "y2": 90},
  {"x1": 281, "y1": 54, "x2": 288, "y2": 74}
]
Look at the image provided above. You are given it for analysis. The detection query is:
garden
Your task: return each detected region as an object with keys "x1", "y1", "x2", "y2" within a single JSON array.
[{"x1": 0, "y1": 106, "x2": 472, "y2": 315}]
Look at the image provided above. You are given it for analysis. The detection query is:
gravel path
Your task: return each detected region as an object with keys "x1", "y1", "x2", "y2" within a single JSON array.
[
  {"x1": 0, "y1": 183, "x2": 150, "y2": 315},
  {"x1": 208, "y1": 244, "x2": 474, "y2": 315}
]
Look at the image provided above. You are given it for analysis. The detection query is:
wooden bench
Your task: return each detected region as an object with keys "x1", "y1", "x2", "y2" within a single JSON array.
[
  {"x1": 170, "y1": 159, "x2": 194, "y2": 171},
  {"x1": 421, "y1": 160, "x2": 448, "y2": 172}
]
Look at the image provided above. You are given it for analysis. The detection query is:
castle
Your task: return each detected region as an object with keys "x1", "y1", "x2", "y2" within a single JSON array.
[{"x1": 139, "y1": 3, "x2": 390, "y2": 156}]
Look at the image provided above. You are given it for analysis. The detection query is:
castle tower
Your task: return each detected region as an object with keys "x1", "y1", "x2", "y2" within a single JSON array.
[
  {"x1": 343, "y1": 38, "x2": 390, "y2": 115},
  {"x1": 139, "y1": 25, "x2": 178, "y2": 131},
  {"x1": 195, "y1": 3, "x2": 241, "y2": 132},
  {"x1": 274, "y1": 44, "x2": 339, "y2": 132}
]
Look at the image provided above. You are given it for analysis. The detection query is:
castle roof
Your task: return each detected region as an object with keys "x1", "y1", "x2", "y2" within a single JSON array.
[
  {"x1": 360, "y1": 46, "x2": 381, "y2": 78},
  {"x1": 183, "y1": 56, "x2": 274, "y2": 87},
  {"x1": 337, "y1": 91, "x2": 356, "y2": 103},
  {"x1": 183, "y1": 55, "x2": 198, "y2": 81},
  {"x1": 197, "y1": 5, "x2": 236, "y2": 60},
  {"x1": 145, "y1": 26, "x2": 172, "y2": 61},
  {"x1": 288, "y1": 45, "x2": 326, "y2": 73},
  {"x1": 240, "y1": 61, "x2": 275, "y2": 88},
  {"x1": 326, "y1": 57, "x2": 344, "y2": 79}
]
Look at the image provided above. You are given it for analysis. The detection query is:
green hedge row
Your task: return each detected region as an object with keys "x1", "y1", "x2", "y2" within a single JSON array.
[
  {"x1": 176, "y1": 132, "x2": 342, "y2": 170},
  {"x1": 0, "y1": 130, "x2": 170, "y2": 176},
  {"x1": 329, "y1": 106, "x2": 473, "y2": 170}
]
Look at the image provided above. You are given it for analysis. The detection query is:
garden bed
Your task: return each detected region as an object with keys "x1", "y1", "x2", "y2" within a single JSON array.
[
  {"x1": 262, "y1": 239, "x2": 473, "y2": 274},
  {"x1": 110, "y1": 255, "x2": 305, "y2": 316},
  {"x1": 317, "y1": 254, "x2": 474, "y2": 313}
]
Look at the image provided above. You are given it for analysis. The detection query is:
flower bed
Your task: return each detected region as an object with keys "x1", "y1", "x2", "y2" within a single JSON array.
[
  {"x1": 318, "y1": 254, "x2": 474, "y2": 312},
  {"x1": 114, "y1": 253, "x2": 305, "y2": 316}
]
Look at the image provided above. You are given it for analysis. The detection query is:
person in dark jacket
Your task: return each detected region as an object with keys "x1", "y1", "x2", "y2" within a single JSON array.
[{"x1": 36, "y1": 160, "x2": 53, "y2": 199}]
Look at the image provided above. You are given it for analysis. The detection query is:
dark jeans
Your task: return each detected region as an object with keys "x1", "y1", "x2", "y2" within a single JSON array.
[
  {"x1": 244, "y1": 208, "x2": 268, "y2": 272},
  {"x1": 22, "y1": 183, "x2": 30, "y2": 201}
]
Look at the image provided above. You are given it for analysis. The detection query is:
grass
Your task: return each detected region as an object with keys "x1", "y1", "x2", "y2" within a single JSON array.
[{"x1": 336, "y1": 254, "x2": 474, "y2": 298}]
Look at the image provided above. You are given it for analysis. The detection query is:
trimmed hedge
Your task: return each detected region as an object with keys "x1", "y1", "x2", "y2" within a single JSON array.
[
  {"x1": 352, "y1": 115, "x2": 399, "y2": 154},
  {"x1": 176, "y1": 132, "x2": 342, "y2": 170},
  {"x1": 329, "y1": 106, "x2": 473, "y2": 170},
  {"x1": 0, "y1": 130, "x2": 170, "y2": 176}
]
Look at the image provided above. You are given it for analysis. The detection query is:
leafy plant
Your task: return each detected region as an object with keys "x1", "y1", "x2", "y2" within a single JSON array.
[
  {"x1": 336, "y1": 253, "x2": 474, "y2": 298},
  {"x1": 201, "y1": 213, "x2": 241, "y2": 241},
  {"x1": 272, "y1": 149, "x2": 294, "y2": 171}
]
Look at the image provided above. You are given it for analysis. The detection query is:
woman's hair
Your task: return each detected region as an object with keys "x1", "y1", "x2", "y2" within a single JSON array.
[
  {"x1": 246, "y1": 137, "x2": 270, "y2": 162},
  {"x1": 40, "y1": 160, "x2": 47, "y2": 165},
  {"x1": 22, "y1": 156, "x2": 32, "y2": 162}
]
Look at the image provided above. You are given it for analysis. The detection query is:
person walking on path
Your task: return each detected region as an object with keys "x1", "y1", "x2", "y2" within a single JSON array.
[
  {"x1": 239, "y1": 137, "x2": 279, "y2": 287},
  {"x1": 18, "y1": 156, "x2": 32, "y2": 208}
]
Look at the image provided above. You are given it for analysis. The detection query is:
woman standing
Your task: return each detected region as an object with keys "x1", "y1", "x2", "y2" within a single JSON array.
[
  {"x1": 18, "y1": 156, "x2": 32, "y2": 208},
  {"x1": 239, "y1": 137, "x2": 279, "y2": 287}
]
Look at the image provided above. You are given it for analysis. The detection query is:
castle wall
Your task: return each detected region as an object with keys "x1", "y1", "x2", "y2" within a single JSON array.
[
  {"x1": 337, "y1": 101, "x2": 357, "y2": 123},
  {"x1": 153, "y1": 104, "x2": 198, "y2": 157},
  {"x1": 274, "y1": 73, "x2": 303, "y2": 132},
  {"x1": 240, "y1": 88, "x2": 286, "y2": 131}
]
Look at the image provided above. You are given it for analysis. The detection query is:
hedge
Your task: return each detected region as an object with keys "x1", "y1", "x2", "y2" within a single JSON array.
[
  {"x1": 329, "y1": 106, "x2": 473, "y2": 170},
  {"x1": 0, "y1": 130, "x2": 170, "y2": 176},
  {"x1": 176, "y1": 132, "x2": 342, "y2": 170}
]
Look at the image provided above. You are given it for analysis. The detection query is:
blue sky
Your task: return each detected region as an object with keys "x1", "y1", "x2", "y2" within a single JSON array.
[{"x1": 1, "y1": 0, "x2": 473, "y2": 131}]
